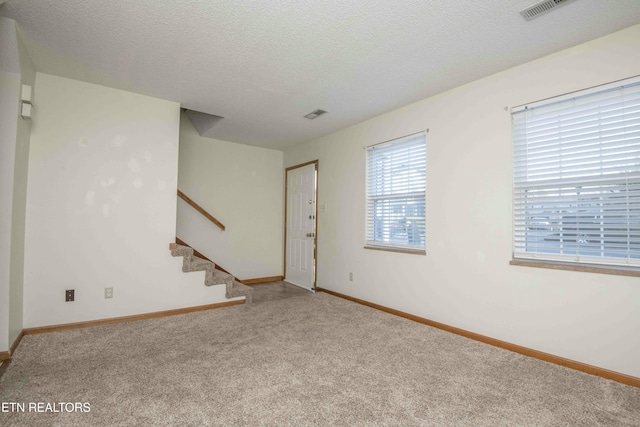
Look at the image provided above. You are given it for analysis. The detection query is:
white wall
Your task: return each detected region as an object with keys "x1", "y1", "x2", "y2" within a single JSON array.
[
  {"x1": 23, "y1": 73, "x2": 238, "y2": 328},
  {"x1": 284, "y1": 24, "x2": 640, "y2": 378},
  {"x1": 0, "y1": 17, "x2": 34, "y2": 352},
  {"x1": 177, "y1": 111, "x2": 284, "y2": 280},
  {"x1": 9, "y1": 22, "x2": 35, "y2": 346},
  {"x1": 0, "y1": 18, "x2": 21, "y2": 353}
]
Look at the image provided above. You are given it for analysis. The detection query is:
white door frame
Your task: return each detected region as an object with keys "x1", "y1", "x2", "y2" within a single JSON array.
[{"x1": 284, "y1": 160, "x2": 318, "y2": 291}]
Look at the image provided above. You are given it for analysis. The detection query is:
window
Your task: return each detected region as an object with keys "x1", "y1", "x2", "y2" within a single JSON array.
[
  {"x1": 511, "y1": 77, "x2": 640, "y2": 268},
  {"x1": 366, "y1": 132, "x2": 426, "y2": 252}
]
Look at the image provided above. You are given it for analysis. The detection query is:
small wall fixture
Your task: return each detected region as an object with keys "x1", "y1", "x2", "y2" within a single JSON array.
[
  {"x1": 304, "y1": 109, "x2": 327, "y2": 120},
  {"x1": 21, "y1": 103, "x2": 32, "y2": 119},
  {"x1": 20, "y1": 84, "x2": 33, "y2": 119},
  {"x1": 21, "y1": 84, "x2": 32, "y2": 102}
]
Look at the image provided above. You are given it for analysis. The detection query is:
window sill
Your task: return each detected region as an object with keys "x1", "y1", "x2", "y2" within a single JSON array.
[
  {"x1": 510, "y1": 258, "x2": 640, "y2": 277},
  {"x1": 364, "y1": 245, "x2": 426, "y2": 256}
]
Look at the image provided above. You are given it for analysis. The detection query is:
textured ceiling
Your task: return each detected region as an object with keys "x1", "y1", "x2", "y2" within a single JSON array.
[{"x1": 2, "y1": 0, "x2": 640, "y2": 150}]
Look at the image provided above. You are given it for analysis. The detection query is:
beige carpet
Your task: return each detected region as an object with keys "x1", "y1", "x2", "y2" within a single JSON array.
[{"x1": 1, "y1": 291, "x2": 639, "y2": 426}]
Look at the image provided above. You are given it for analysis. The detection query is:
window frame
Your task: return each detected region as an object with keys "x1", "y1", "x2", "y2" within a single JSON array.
[
  {"x1": 511, "y1": 76, "x2": 640, "y2": 271},
  {"x1": 365, "y1": 132, "x2": 427, "y2": 255}
]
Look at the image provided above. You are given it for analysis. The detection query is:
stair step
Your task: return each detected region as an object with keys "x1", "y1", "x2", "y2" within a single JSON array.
[
  {"x1": 205, "y1": 269, "x2": 233, "y2": 287},
  {"x1": 171, "y1": 244, "x2": 194, "y2": 258},
  {"x1": 228, "y1": 280, "x2": 253, "y2": 304},
  {"x1": 182, "y1": 256, "x2": 215, "y2": 272}
]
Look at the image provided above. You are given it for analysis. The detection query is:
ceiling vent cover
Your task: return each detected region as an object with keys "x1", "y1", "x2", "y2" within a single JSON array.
[
  {"x1": 304, "y1": 109, "x2": 327, "y2": 120},
  {"x1": 520, "y1": 0, "x2": 578, "y2": 21}
]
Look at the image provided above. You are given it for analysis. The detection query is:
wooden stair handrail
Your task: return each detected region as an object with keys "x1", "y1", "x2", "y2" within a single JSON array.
[{"x1": 177, "y1": 189, "x2": 226, "y2": 231}]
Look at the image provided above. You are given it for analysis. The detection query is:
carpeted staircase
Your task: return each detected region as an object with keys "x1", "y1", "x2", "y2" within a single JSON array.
[{"x1": 170, "y1": 243, "x2": 253, "y2": 304}]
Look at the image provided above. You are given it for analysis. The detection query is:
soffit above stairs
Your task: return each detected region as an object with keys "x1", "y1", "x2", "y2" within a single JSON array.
[{"x1": 184, "y1": 109, "x2": 225, "y2": 140}]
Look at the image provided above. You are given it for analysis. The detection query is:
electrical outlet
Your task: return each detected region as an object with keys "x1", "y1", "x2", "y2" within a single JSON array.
[
  {"x1": 65, "y1": 289, "x2": 74, "y2": 302},
  {"x1": 349, "y1": 272, "x2": 353, "y2": 282},
  {"x1": 105, "y1": 287, "x2": 113, "y2": 299}
]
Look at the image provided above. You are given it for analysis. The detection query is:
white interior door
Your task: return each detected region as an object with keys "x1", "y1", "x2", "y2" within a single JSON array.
[{"x1": 285, "y1": 163, "x2": 317, "y2": 291}]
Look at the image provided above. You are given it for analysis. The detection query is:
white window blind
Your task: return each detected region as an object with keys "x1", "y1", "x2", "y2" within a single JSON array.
[
  {"x1": 366, "y1": 132, "x2": 426, "y2": 251},
  {"x1": 512, "y1": 78, "x2": 640, "y2": 267}
]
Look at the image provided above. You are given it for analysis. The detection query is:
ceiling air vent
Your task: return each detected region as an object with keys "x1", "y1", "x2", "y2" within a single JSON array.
[
  {"x1": 304, "y1": 109, "x2": 327, "y2": 120},
  {"x1": 520, "y1": 0, "x2": 578, "y2": 21}
]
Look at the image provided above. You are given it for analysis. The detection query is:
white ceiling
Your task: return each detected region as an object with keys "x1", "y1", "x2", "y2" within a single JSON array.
[{"x1": 2, "y1": 0, "x2": 640, "y2": 150}]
